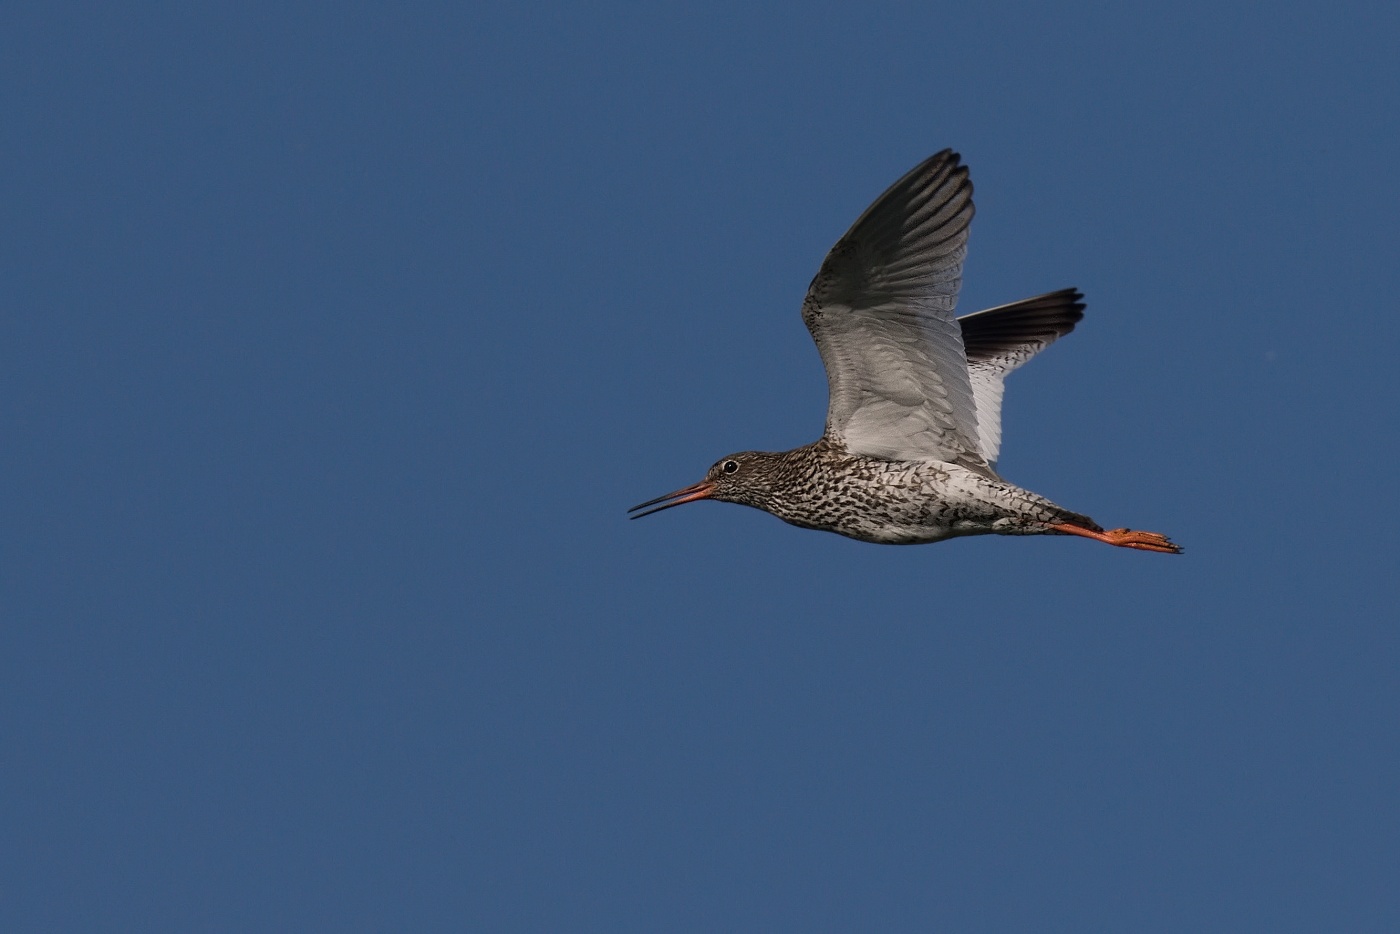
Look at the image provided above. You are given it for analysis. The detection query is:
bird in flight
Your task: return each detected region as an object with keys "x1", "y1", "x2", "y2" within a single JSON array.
[{"x1": 630, "y1": 150, "x2": 1181, "y2": 554}]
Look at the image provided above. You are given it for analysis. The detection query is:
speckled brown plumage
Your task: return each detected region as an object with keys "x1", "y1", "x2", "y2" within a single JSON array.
[
  {"x1": 686, "y1": 439, "x2": 1097, "y2": 545},
  {"x1": 629, "y1": 149, "x2": 1181, "y2": 555}
]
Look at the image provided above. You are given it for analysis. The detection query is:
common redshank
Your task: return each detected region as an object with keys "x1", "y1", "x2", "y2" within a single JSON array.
[{"x1": 630, "y1": 149, "x2": 1181, "y2": 554}]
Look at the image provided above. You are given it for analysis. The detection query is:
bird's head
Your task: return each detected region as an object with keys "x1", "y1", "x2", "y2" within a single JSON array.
[{"x1": 628, "y1": 451, "x2": 779, "y2": 519}]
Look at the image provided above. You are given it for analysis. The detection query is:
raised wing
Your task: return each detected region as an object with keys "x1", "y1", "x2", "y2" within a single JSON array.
[
  {"x1": 801, "y1": 150, "x2": 986, "y2": 470},
  {"x1": 958, "y1": 288, "x2": 1084, "y2": 467}
]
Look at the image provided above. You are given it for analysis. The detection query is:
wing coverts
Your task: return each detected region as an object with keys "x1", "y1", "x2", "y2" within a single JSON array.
[{"x1": 802, "y1": 150, "x2": 985, "y2": 469}]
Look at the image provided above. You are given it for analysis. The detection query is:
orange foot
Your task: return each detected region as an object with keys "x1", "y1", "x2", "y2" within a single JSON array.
[{"x1": 1049, "y1": 523, "x2": 1183, "y2": 554}]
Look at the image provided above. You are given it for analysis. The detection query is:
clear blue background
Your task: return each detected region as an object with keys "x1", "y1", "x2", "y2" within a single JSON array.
[{"x1": 4, "y1": 3, "x2": 1398, "y2": 931}]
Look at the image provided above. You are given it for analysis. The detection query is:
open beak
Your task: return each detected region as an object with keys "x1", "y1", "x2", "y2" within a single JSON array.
[{"x1": 628, "y1": 480, "x2": 717, "y2": 519}]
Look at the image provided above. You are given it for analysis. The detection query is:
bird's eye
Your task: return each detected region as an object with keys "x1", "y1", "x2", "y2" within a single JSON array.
[{"x1": 722, "y1": 460, "x2": 739, "y2": 474}]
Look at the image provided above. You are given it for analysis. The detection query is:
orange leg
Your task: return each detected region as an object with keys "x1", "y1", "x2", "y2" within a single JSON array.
[{"x1": 1049, "y1": 523, "x2": 1183, "y2": 554}]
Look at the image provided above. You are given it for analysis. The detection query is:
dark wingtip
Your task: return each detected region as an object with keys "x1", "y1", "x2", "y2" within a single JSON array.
[{"x1": 958, "y1": 287, "x2": 1088, "y2": 361}]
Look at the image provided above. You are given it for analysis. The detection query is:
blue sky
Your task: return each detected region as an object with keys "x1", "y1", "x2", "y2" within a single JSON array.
[{"x1": 4, "y1": 2, "x2": 1399, "y2": 931}]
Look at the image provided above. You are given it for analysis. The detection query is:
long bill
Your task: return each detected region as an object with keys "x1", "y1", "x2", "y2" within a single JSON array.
[{"x1": 627, "y1": 480, "x2": 717, "y2": 520}]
